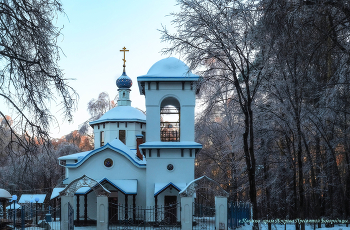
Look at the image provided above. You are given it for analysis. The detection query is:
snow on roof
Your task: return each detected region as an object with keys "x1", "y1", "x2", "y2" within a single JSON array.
[
  {"x1": 154, "y1": 182, "x2": 187, "y2": 196},
  {"x1": 50, "y1": 188, "x2": 64, "y2": 200},
  {"x1": 100, "y1": 178, "x2": 137, "y2": 194},
  {"x1": 137, "y1": 57, "x2": 201, "y2": 95},
  {"x1": 50, "y1": 187, "x2": 92, "y2": 199},
  {"x1": 58, "y1": 150, "x2": 92, "y2": 161},
  {"x1": 6, "y1": 203, "x2": 21, "y2": 209},
  {"x1": 63, "y1": 138, "x2": 146, "y2": 168},
  {"x1": 90, "y1": 106, "x2": 146, "y2": 125},
  {"x1": 50, "y1": 179, "x2": 138, "y2": 199},
  {"x1": 0, "y1": 188, "x2": 12, "y2": 199},
  {"x1": 50, "y1": 187, "x2": 97, "y2": 199},
  {"x1": 75, "y1": 186, "x2": 91, "y2": 195},
  {"x1": 139, "y1": 141, "x2": 202, "y2": 149},
  {"x1": 139, "y1": 57, "x2": 199, "y2": 78},
  {"x1": 19, "y1": 194, "x2": 46, "y2": 204}
]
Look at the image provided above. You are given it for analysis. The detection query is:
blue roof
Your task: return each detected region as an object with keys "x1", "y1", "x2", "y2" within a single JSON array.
[
  {"x1": 137, "y1": 57, "x2": 201, "y2": 95},
  {"x1": 90, "y1": 106, "x2": 146, "y2": 125},
  {"x1": 61, "y1": 139, "x2": 146, "y2": 168}
]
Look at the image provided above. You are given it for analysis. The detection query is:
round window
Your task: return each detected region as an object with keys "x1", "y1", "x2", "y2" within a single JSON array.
[
  {"x1": 167, "y1": 164, "x2": 174, "y2": 171},
  {"x1": 104, "y1": 158, "x2": 113, "y2": 168}
]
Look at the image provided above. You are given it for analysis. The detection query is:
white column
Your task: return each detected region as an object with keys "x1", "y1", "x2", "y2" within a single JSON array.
[
  {"x1": 97, "y1": 196, "x2": 108, "y2": 230},
  {"x1": 215, "y1": 197, "x2": 228, "y2": 230},
  {"x1": 60, "y1": 195, "x2": 74, "y2": 230},
  {"x1": 181, "y1": 197, "x2": 193, "y2": 230}
]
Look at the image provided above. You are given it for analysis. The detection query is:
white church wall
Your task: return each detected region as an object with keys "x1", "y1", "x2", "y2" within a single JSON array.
[
  {"x1": 126, "y1": 125, "x2": 135, "y2": 149},
  {"x1": 146, "y1": 157, "x2": 194, "y2": 183},
  {"x1": 97, "y1": 122, "x2": 146, "y2": 149},
  {"x1": 105, "y1": 123, "x2": 112, "y2": 144},
  {"x1": 65, "y1": 149, "x2": 146, "y2": 207},
  {"x1": 144, "y1": 106, "x2": 160, "y2": 142},
  {"x1": 87, "y1": 191, "x2": 97, "y2": 220},
  {"x1": 94, "y1": 128, "x2": 101, "y2": 149},
  {"x1": 146, "y1": 148, "x2": 195, "y2": 208},
  {"x1": 180, "y1": 105, "x2": 195, "y2": 141}
]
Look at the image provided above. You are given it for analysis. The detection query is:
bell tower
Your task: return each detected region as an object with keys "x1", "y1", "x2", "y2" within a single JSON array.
[{"x1": 137, "y1": 57, "x2": 202, "y2": 210}]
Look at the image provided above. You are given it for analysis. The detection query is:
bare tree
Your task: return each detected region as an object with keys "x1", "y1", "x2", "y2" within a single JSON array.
[
  {"x1": 160, "y1": 0, "x2": 268, "y2": 227},
  {"x1": 0, "y1": 0, "x2": 77, "y2": 155},
  {"x1": 78, "y1": 92, "x2": 116, "y2": 139}
]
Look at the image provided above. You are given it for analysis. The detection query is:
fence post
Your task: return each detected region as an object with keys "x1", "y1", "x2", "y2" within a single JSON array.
[
  {"x1": 230, "y1": 201, "x2": 233, "y2": 229},
  {"x1": 215, "y1": 197, "x2": 227, "y2": 230},
  {"x1": 60, "y1": 195, "x2": 74, "y2": 230},
  {"x1": 181, "y1": 197, "x2": 193, "y2": 230},
  {"x1": 21, "y1": 206, "x2": 25, "y2": 230},
  {"x1": 96, "y1": 195, "x2": 108, "y2": 230}
]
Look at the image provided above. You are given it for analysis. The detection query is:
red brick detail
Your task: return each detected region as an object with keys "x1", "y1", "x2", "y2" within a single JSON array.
[{"x1": 136, "y1": 137, "x2": 143, "y2": 160}]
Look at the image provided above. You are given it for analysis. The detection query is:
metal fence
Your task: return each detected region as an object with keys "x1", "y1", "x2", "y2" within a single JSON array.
[
  {"x1": 108, "y1": 203, "x2": 181, "y2": 230},
  {"x1": 228, "y1": 202, "x2": 251, "y2": 229},
  {"x1": 0, "y1": 204, "x2": 60, "y2": 230},
  {"x1": 192, "y1": 203, "x2": 216, "y2": 230}
]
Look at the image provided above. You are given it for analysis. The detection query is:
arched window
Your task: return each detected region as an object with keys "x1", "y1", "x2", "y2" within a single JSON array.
[{"x1": 160, "y1": 97, "x2": 180, "y2": 142}]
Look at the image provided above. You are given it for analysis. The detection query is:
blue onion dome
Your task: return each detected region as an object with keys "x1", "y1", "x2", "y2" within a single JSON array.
[{"x1": 116, "y1": 72, "x2": 132, "y2": 88}]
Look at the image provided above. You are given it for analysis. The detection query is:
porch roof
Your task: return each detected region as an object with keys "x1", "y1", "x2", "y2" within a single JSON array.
[
  {"x1": 100, "y1": 178, "x2": 138, "y2": 195},
  {"x1": 50, "y1": 178, "x2": 138, "y2": 199},
  {"x1": 154, "y1": 182, "x2": 187, "y2": 196},
  {"x1": 19, "y1": 194, "x2": 46, "y2": 204},
  {"x1": 50, "y1": 187, "x2": 91, "y2": 199}
]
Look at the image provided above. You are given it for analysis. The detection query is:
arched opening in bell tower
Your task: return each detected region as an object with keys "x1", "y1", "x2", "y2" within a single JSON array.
[{"x1": 160, "y1": 97, "x2": 180, "y2": 142}]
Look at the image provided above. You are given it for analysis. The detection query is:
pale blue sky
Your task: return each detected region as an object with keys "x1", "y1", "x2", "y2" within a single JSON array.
[{"x1": 52, "y1": 0, "x2": 180, "y2": 138}]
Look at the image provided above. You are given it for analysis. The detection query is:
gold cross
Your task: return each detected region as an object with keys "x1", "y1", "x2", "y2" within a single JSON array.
[{"x1": 120, "y1": 47, "x2": 129, "y2": 67}]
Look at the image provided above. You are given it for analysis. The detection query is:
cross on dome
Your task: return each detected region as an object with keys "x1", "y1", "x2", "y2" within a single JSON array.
[
  {"x1": 120, "y1": 46, "x2": 129, "y2": 72},
  {"x1": 116, "y1": 47, "x2": 132, "y2": 89}
]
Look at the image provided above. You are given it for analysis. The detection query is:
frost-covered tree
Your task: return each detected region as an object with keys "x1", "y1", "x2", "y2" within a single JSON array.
[
  {"x1": 78, "y1": 92, "x2": 116, "y2": 141},
  {"x1": 87, "y1": 92, "x2": 115, "y2": 121},
  {"x1": 161, "y1": 0, "x2": 268, "y2": 227},
  {"x1": 256, "y1": 0, "x2": 350, "y2": 224},
  {"x1": 0, "y1": 0, "x2": 77, "y2": 155}
]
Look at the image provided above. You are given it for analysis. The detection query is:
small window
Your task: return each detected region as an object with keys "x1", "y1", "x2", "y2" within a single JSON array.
[
  {"x1": 104, "y1": 158, "x2": 113, "y2": 168},
  {"x1": 167, "y1": 164, "x2": 174, "y2": 171},
  {"x1": 119, "y1": 130, "x2": 126, "y2": 144},
  {"x1": 142, "y1": 131, "x2": 146, "y2": 142},
  {"x1": 100, "y1": 131, "x2": 104, "y2": 147}
]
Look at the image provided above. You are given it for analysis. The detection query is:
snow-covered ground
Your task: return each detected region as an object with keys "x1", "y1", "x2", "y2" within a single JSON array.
[
  {"x1": 6, "y1": 221, "x2": 350, "y2": 230},
  {"x1": 237, "y1": 223, "x2": 350, "y2": 230}
]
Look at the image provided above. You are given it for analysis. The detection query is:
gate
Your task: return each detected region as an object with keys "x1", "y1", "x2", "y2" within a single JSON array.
[
  {"x1": 68, "y1": 202, "x2": 74, "y2": 230},
  {"x1": 228, "y1": 202, "x2": 251, "y2": 229},
  {"x1": 192, "y1": 203, "x2": 215, "y2": 229},
  {"x1": 108, "y1": 203, "x2": 181, "y2": 229}
]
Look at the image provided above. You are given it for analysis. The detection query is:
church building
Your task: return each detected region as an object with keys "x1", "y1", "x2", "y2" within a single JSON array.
[{"x1": 51, "y1": 52, "x2": 202, "y2": 223}]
